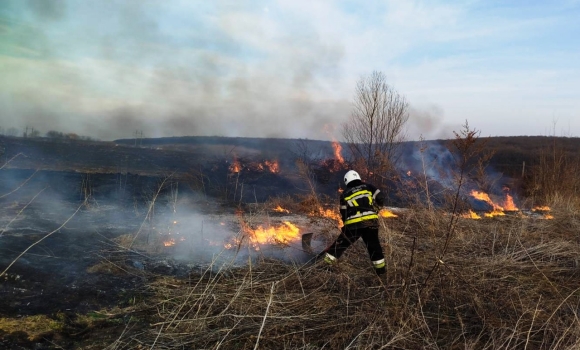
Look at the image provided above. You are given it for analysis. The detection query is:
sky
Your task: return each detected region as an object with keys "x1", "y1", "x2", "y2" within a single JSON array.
[{"x1": 0, "y1": 0, "x2": 579, "y2": 141}]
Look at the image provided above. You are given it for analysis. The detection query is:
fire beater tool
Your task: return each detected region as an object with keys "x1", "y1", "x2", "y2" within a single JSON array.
[
  {"x1": 301, "y1": 232, "x2": 325, "y2": 265},
  {"x1": 301, "y1": 232, "x2": 314, "y2": 254}
]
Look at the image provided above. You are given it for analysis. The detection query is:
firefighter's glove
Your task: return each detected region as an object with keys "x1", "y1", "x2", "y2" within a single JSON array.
[{"x1": 323, "y1": 253, "x2": 337, "y2": 265}]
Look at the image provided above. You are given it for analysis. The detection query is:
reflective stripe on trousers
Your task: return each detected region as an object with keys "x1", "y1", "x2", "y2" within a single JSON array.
[{"x1": 372, "y1": 258, "x2": 385, "y2": 269}]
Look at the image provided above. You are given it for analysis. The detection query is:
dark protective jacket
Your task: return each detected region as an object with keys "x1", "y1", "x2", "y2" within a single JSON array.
[{"x1": 340, "y1": 180, "x2": 384, "y2": 229}]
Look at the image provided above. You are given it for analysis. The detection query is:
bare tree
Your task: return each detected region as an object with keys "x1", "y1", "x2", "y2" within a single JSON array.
[{"x1": 342, "y1": 71, "x2": 409, "y2": 183}]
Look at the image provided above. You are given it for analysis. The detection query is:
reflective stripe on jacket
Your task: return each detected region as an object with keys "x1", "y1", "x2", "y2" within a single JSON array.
[{"x1": 340, "y1": 183, "x2": 382, "y2": 227}]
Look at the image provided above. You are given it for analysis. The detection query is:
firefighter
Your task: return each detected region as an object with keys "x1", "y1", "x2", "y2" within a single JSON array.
[{"x1": 319, "y1": 170, "x2": 386, "y2": 275}]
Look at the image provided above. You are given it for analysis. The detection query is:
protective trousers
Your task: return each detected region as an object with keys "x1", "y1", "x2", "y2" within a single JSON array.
[{"x1": 324, "y1": 225, "x2": 386, "y2": 275}]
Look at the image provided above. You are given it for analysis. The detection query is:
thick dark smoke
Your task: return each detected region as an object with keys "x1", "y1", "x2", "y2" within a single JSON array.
[{"x1": 1, "y1": 1, "x2": 349, "y2": 141}]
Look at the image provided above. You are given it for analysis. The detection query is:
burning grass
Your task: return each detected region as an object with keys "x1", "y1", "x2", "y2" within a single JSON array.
[
  {"x1": 234, "y1": 220, "x2": 301, "y2": 249},
  {"x1": 2, "y1": 178, "x2": 580, "y2": 348},
  {"x1": 66, "y1": 206, "x2": 580, "y2": 349},
  {"x1": 4, "y1": 128, "x2": 580, "y2": 348}
]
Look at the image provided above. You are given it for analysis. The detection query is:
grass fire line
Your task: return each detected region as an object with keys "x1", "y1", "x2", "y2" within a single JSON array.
[
  {"x1": 3, "y1": 131, "x2": 578, "y2": 349},
  {"x1": 461, "y1": 189, "x2": 554, "y2": 219},
  {"x1": 224, "y1": 220, "x2": 303, "y2": 251},
  {"x1": 218, "y1": 206, "x2": 399, "y2": 254}
]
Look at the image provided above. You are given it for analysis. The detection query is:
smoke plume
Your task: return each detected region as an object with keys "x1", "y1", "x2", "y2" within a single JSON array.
[{"x1": 1, "y1": 0, "x2": 349, "y2": 141}]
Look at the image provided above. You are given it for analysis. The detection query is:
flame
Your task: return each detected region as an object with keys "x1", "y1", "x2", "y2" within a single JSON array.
[
  {"x1": 229, "y1": 158, "x2": 241, "y2": 173},
  {"x1": 273, "y1": 205, "x2": 290, "y2": 213},
  {"x1": 503, "y1": 193, "x2": 518, "y2": 211},
  {"x1": 379, "y1": 209, "x2": 398, "y2": 218},
  {"x1": 532, "y1": 205, "x2": 553, "y2": 219},
  {"x1": 332, "y1": 141, "x2": 345, "y2": 164},
  {"x1": 243, "y1": 159, "x2": 280, "y2": 173},
  {"x1": 462, "y1": 210, "x2": 481, "y2": 219},
  {"x1": 532, "y1": 206, "x2": 551, "y2": 211},
  {"x1": 502, "y1": 187, "x2": 518, "y2": 211},
  {"x1": 158, "y1": 220, "x2": 182, "y2": 246},
  {"x1": 308, "y1": 206, "x2": 343, "y2": 227},
  {"x1": 322, "y1": 124, "x2": 345, "y2": 168},
  {"x1": 264, "y1": 160, "x2": 280, "y2": 173},
  {"x1": 484, "y1": 210, "x2": 506, "y2": 218},
  {"x1": 317, "y1": 207, "x2": 343, "y2": 226},
  {"x1": 236, "y1": 221, "x2": 301, "y2": 249},
  {"x1": 471, "y1": 189, "x2": 520, "y2": 216},
  {"x1": 470, "y1": 190, "x2": 503, "y2": 211}
]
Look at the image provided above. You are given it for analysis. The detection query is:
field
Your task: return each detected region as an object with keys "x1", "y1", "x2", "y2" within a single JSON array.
[{"x1": 0, "y1": 135, "x2": 579, "y2": 349}]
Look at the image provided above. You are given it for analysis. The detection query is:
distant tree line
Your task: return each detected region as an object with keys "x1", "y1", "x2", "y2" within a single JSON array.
[
  {"x1": 45, "y1": 130, "x2": 97, "y2": 141},
  {"x1": 0, "y1": 126, "x2": 41, "y2": 137},
  {"x1": 0, "y1": 127, "x2": 97, "y2": 141}
]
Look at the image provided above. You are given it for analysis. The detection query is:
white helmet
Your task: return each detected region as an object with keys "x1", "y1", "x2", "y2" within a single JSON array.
[{"x1": 344, "y1": 170, "x2": 361, "y2": 186}]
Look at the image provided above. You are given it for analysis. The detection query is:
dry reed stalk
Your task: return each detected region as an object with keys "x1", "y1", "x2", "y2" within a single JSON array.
[
  {"x1": 90, "y1": 205, "x2": 580, "y2": 349},
  {"x1": 0, "y1": 186, "x2": 47, "y2": 237},
  {"x1": 130, "y1": 173, "x2": 174, "y2": 248},
  {"x1": 0, "y1": 169, "x2": 39, "y2": 199},
  {"x1": 0, "y1": 198, "x2": 87, "y2": 278},
  {"x1": 0, "y1": 152, "x2": 25, "y2": 170}
]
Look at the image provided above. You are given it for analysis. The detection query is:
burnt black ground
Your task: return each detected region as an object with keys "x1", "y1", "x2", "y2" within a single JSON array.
[
  {"x1": 0, "y1": 163, "x2": 322, "y2": 348},
  {"x1": 0, "y1": 204, "x2": 315, "y2": 349},
  {"x1": 0, "y1": 196, "x2": 144, "y2": 316}
]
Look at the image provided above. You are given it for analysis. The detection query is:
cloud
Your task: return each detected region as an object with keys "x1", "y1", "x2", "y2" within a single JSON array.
[
  {"x1": 0, "y1": 0, "x2": 578, "y2": 140},
  {"x1": 0, "y1": 1, "x2": 352, "y2": 140}
]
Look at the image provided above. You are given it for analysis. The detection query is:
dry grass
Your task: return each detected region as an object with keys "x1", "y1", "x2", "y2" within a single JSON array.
[
  {"x1": 6, "y1": 130, "x2": 580, "y2": 348},
  {"x1": 0, "y1": 314, "x2": 65, "y2": 341},
  {"x1": 99, "y1": 203, "x2": 580, "y2": 350}
]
